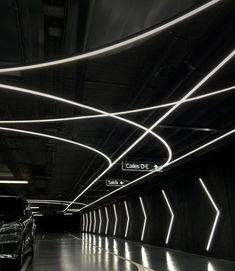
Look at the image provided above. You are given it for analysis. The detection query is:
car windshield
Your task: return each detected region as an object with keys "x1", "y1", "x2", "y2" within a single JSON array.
[{"x1": 0, "y1": 197, "x2": 23, "y2": 219}]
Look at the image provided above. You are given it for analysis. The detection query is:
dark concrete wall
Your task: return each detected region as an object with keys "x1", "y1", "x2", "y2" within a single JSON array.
[{"x1": 82, "y1": 143, "x2": 235, "y2": 260}]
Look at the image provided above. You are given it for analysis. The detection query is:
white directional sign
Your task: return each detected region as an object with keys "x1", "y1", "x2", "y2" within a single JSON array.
[
  {"x1": 106, "y1": 179, "x2": 128, "y2": 187},
  {"x1": 121, "y1": 161, "x2": 162, "y2": 172}
]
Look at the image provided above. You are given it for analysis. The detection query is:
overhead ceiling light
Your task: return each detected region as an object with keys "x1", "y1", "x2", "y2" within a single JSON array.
[
  {"x1": 64, "y1": 213, "x2": 73, "y2": 216},
  {"x1": 34, "y1": 213, "x2": 43, "y2": 217},
  {"x1": 30, "y1": 206, "x2": 40, "y2": 209},
  {"x1": 0, "y1": 0, "x2": 221, "y2": 73},
  {"x1": 0, "y1": 180, "x2": 28, "y2": 184}
]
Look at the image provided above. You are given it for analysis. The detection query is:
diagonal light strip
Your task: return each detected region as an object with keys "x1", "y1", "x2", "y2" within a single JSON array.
[
  {"x1": 2, "y1": 85, "x2": 234, "y2": 123},
  {"x1": 85, "y1": 213, "x2": 89, "y2": 232},
  {"x1": 98, "y1": 209, "x2": 102, "y2": 234},
  {"x1": 0, "y1": 127, "x2": 111, "y2": 165},
  {"x1": 93, "y1": 210, "x2": 97, "y2": 233},
  {"x1": 0, "y1": 0, "x2": 220, "y2": 73},
  {"x1": 199, "y1": 178, "x2": 220, "y2": 251},
  {"x1": 105, "y1": 206, "x2": 109, "y2": 235},
  {"x1": 66, "y1": 47, "x2": 235, "y2": 210},
  {"x1": 78, "y1": 129, "x2": 235, "y2": 211},
  {"x1": 124, "y1": 201, "x2": 130, "y2": 238},
  {"x1": 162, "y1": 190, "x2": 174, "y2": 244},
  {"x1": 89, "y1": 212, "x2": 92, "y2": 232},
  {"x1": 113, "y1": 204, "x2": 118, "y2": 236},
  {"x1": 139, "y1": 197, "x2": 147, "y2": 241}
]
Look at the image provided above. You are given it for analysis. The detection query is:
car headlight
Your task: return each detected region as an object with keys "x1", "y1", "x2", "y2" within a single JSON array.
[{"x1": 0, "y1": 223, "x2": 21, "y2": 244}]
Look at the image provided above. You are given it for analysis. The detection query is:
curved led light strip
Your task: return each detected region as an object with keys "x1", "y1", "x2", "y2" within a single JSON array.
[
  {"x1": 162, "y1": 190, "x2": 174, "y2": 244},
  {"x1": 78, "y1": 129, "x2": 235, "y2": 211},
  {"x1": 93, "y1": 210, "x2": 97, "y2": 233},
  {"x1": 105, "y1": 206, "x2": 109, "y2": 235},
  {"x1": 113, "y1": 204, "x2": 118, "y2": 236},
  {"x1": 85, "y1": 213, "x2": 89, "y2": 232},
  {"x1": 82, "y1": 214, "x2": 85, "y2": 231},
  {"x1": 124, "y1": 201, "x2": 130, "y2": 238},
  {"x1": 89, "y1": 212, "x2": 93, "y2": 232},
  {"x1": 98, "y1": 209, "x2": 102, "y2": 234},
  {"x1": 139, "y1": 197, "x2": 147, "y2": 241},
  {"x1": 0, "y1": 127, "x2": 111, "y2": 166},
  {"x1": 0, "y1": 0, "x2": 220, "y2": 73},
  {"x1": 199, "y1": 178, "x2": 220, "y2": 251},
  {"x1": 0, "y1": 83, "x2": 172, "y2": 167},
  {"x1": 2, "y1": 86, "x2": 234, "y2": 124}
]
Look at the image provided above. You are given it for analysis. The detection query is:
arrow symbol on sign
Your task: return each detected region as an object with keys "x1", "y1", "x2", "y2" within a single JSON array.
[{"x1": 154, "y1": 164, "x2": 162, "y2": 171}]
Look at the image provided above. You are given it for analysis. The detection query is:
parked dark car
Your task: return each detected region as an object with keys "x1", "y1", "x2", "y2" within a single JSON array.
[{"x1": 0, "y1": 196, "x2": 36, "y2": 269}]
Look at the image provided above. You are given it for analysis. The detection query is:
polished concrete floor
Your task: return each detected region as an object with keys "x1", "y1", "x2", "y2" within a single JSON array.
[{"x1": 1, "y1": 232, "x2": 235, "y2": 271}]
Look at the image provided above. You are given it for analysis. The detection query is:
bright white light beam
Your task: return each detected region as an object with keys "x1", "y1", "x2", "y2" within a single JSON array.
[
  {"x1": 124, "y1": 201, "x2": 130, "y2": 238},
  {"x1": 162, "y1": 190, "x2": 174, "y2": 244},
  {"x1": 0, "y1": 0, "x2": 220, "y2": 73},
  {"x1": 0, "y1": 180, "x2": 28, "y2": 184},
  {"x1": 113, "y1": 204, "x2": 118, "y2": 236},
  {"x1": 98, "y1": 209, "x2": 102, "y2": 234},
  {"x1": 89, "y1": 212, "x2": 92, "y2": 232},
  {"x1": 93, "y1": 210, "x2": 96, "y2": 233},
  {"x1": 85, "y1": 213, "x2": 89, "y2": 232},
  {"x1": 105, "y1": 207, "x2": 109, "y2": 235},
  {"x1": 82, "y1": 214, "x2": 85, "y2": 231},
  {"x1": 139, "y1": 197, "x2": 147, "y2": 241},
  {"x1": 199, "y1": 178, "x2": 220, "y2": 251}
]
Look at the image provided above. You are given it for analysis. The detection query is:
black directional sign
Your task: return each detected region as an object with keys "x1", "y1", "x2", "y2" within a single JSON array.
[
  {"x1": 106, "y1": 179, "x2": 128, "y2": 187},
  {"x1": 121, "y1": 161, "x2": 162, "y2": 172}
]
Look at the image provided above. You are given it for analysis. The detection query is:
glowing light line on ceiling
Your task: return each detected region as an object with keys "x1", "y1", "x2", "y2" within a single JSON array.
[
  {"x1": 162, "y1": 190, "x2": 174, "y2": 244},
  {"x1": 78, "y1": 129, "x2": 235, "y2": 211},
  {"x1": 0, "y1": 126, "x2": 111, "y2": 166},
  {"x1": 199, "y1": 178, "x2": 220, "y2": 251},
  {"x1": 124, "y1": 201, "x2": 130, "y2": 238},
  {"x1": 113, "y1": 204, "x2": 118, "y2": 236},
  {"x1": 139, "y1": 196, "x2": 147, "y2": 241},
  {"x1": 0, "y1": 0, "x2": 220, "y2": 73},
  {"x1": 98, "y1": 209, "x2": 102, "y2": 234},
  {"x1": 89, "y1": 212, "x2": 92, "y2": 232},
  {"x1": 105, "y1": 207, "x2": 109, "y2": 235},
  {"x1": 93, "y1": 210, "x2": 97, "y2": 233},
  {"x1": 2, "y1": 86, "x2": 233, "y2": 123}
]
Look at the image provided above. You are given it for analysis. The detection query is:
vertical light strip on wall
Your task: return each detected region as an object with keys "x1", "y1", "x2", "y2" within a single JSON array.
[
  {"x1": 85, "y1": 213, "x2": 89, "y2": 232},
  {"x1": 82, "y1": 214, "x2": 85, "y2": 231},
  {"x1": 162, "y1": 190, "x2": 174, "y2": 244},
  {"x1": 124, "y1": 201, "x2": 130, "y2": 238},
  {"x1": 105, "y1": 207, "x2": 109, "y2": 235},
  {"x1": 113, "y1": 204, "x2": 118, "y2": 236},
  {"x1": 139, "y1": 197, "x2": 147, "y2": 241},
  {"x1": 199, "y1": 178, "x2": 220, "y2": 251},
  {"x1": 89, "y1": 212, "x2": 92, "y2": 232},
  {"x1": 98, "y1": 209, "x2": 102, "y2": 234},
  {"x1": 93, "y1": 210, "x2": 96, "y2": 233}
]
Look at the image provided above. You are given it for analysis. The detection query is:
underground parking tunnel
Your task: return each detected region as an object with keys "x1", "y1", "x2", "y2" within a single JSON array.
[{"x1": 0, "y1": 0, "x2": 235, "y2": 270}]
